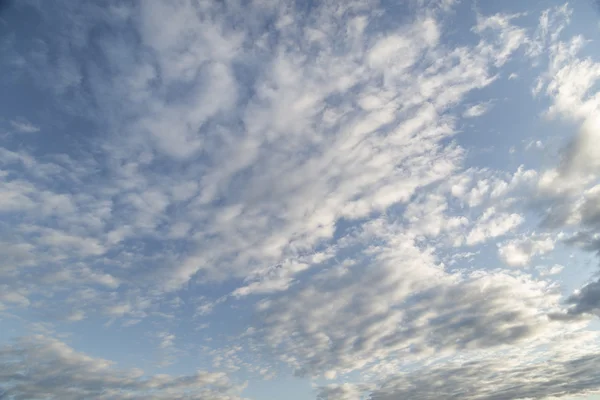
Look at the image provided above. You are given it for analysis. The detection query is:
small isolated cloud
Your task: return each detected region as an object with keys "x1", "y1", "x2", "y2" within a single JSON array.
[
  {"x1": 525, "y1": 139, "x2": 544, "y2": 150},
  {"x1": 10, "y1": 119, "x2": 40, "y2": 133},
  {"x1": 367, "y1": 348, "x2": 600, "y2": 400},
  {"x1": 463, "y1": 102, "x2": 492, "y2": 118},
  {"x1": 66, "y1": 310, "x2": 86, "y2": 321}
]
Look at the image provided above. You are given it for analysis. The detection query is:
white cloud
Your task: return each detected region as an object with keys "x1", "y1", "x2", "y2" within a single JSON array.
[
  {"x1": 525, "y1": 139, "x2": 544, "y2": 150},
  {"x1": 463, "y1": 102, "x2": 491, "y2": 118},
  {"x1": 474, "y1": 12, "x2": 529, "y2": 66},
  {"x1": 538, "y1": 264, "x2": 564, "y2": 276},
  {"x1": 498, "y1": 235, "x2": 555, "y2": 267},
  {"x1": 232, "y1": 260, "x2": 309, "y2": 297},
  {"x1": 447, "y1": 166, "x2": 537, "y2": 211},
  {"x1": 0, "y1": 286, "x2": 30, "y2": 309},
  {"x1": 0, "y1": 242, "x2": 36, "y2": 274},
  {"x1": 195, "y1": 301, "x2": 215, "y2": 317},
  {"x1": 145, "y1": 5, "x2": 515, "y2": 291},
  {"x1": 158, "y1": 332, "x2": 175, "y2": 349},
  {"x1": 10, "y1": 119, "x2": 40, "y2": 133},
  {"x1": 66, "y1": 310, "x2": 86, "y2": 321},
  {"x1": 0, "y1": 0, "x2": 536, "y2": 311},
  {"x1": 404, "y1": 193, "x2": 468, "y2": 239},
  {"x1": 35, "y1": 228, "x2": 106, "y2": 256},
  {"x1": 531, "y1": 9, "x2": 600, "y2": 196},
  {"x1": 465, "y1": 207, "x2": 523, "y2": 246},
  {"x1": 465, "y1": 179, "x2": 490, "y2": 207}
]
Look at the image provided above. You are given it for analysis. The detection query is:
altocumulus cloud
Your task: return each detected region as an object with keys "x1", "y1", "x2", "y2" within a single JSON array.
[
  {"x1": 0, "y1": 335, "x2": 247, "y2": 400},
  {"x1": 1, "y1": 1, "x2": 600, "y2": 400}
]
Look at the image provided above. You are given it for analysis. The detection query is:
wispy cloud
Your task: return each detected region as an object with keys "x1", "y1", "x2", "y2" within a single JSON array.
[
  {"x1": 463, "y1": 102, "x2": 492, "y2": 118},
  {"x1": 10, "y1": 119, "x2": 40, "y2": 133}
]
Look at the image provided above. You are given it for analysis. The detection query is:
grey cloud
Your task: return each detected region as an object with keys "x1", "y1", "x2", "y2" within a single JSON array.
[
  {"x1": 317, "y1": 383, "x2": 370, "y2": 400},
  {"x1": 254, "y1": 229, "x2": 556, "y2": 377},
  {"x1": 368, "y1": 352, "x2": 600, "y2": 400},
  {"x1": 543, "y1": 187, "x2": 600, "y2": 319},
  {"x1": 0, "y1": 335, "x2": 247, "y2": 400},
  {"x1": 551, "y1": 278, "x2": 600, "y2": 320}
]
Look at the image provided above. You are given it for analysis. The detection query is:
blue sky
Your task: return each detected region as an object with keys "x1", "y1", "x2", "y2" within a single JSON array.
[{"x1": 2, "y1": 0, "x2": 600, "y2": 399}]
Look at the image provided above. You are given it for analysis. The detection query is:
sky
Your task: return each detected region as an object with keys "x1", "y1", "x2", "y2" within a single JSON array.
[{"x1": 1, "y1": 0, "x2": 600, "y2": 399}]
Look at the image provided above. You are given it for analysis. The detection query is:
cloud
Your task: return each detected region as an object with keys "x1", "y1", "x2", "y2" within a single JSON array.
[
  {"x1": 532, "y1": 10, "x2": 600, "y2": 195},
  {"x1": 474, "y1": 12, "x2": 529, "y2": 67},
  {"x1": 0, "y1": 335, "x2": 247, "y2": 400},
  {"x1": 0, "y1": 285, "x2": 30, "y2": 309},
  {"x1": 463, "y1": 102, "x2": 491, "y2": 118},
  {"x1": 2, "y1": 2, "x2": 600, "y2": 400},
  {"x1": 551, "y1": 278, "x2": 600, "y2": 320},
  {"x1": 252, "y1": 221, "x2": 558, "y2": 378},
  {"x1": 231, "y1": 260, "x2": 309, "y2": 297},
  {"x1": 537, "y1": 264, "x2": 564, "y2": 276},
  {"x1": 564, "y1": 278, "x2": 600, "y2": 317},
  {"x1": 368, "y1": 348, "x2": 600, "y2": 400},
  {"x1": 0, "y1": 0, "x2": 539, "y2": 323},
  {"x1": 9, "y1": 119, "x2": 40, "y2": 133},
  {"x1": 465, "y1": 207, "x2": 523, "y2": 246},
  {"x1": 317, "y1": 383, "x2": 371, "y2": 400},
  {"x1": 525, "y1": 5, "x2": 600, "y2": 325},
  {"x1": 498, "y1": 235, "x2": 555, "y2": 267}
]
